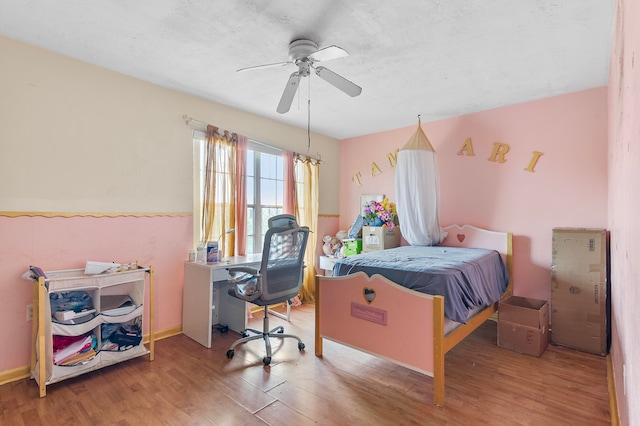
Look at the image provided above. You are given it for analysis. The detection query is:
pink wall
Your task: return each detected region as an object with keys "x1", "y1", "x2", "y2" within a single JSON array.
[
  {"x1": 339, "y1": 88, "x2": 608, "y2": 303},
  {"x1": 0, "y1": 215, "x2": 192, "y2": 372},
  {"x1": 317, "y1": 214, "x2": 339, "y2": 259},
  {"x1": 608, "y1": 0, "x2": 640, "y2": 423}
]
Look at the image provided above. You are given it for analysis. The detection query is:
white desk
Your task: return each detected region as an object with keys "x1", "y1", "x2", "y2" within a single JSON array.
[
  {"x1": 319, "y1": 255, "x2": 338, "y2": 276},
  {"x1": 182, "y1": 255, "x2": 262, "y2": 348}
]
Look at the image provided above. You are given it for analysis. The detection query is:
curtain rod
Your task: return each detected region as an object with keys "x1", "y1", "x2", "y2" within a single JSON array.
[
  {"x1": 183, "y1": 114, "x2": 322, "y2": 163},
  {"x1": 183, "y1": 114, "x2": 208, "y2": 127}
]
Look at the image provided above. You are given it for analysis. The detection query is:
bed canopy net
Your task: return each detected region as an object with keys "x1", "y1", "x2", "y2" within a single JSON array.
[{"x1": 395, "y1": 117, "x2": 446, "y2": 246}]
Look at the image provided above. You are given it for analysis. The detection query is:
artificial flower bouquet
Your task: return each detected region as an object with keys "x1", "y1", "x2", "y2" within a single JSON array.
[{"x1": 363, "y1": 197, "x2": 398, "y2": 227}]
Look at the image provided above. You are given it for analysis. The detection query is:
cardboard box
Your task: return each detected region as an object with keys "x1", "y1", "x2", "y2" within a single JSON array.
[
  {"x1": 551, "y1": 228, "x2": 609, "y2": 355},
  {"x1": 361, "y1": 226, "x2": 401, "y2": 252},
  {"x1": 343, "y1": 238, "x2": 362, "y2": 256},
  {"x1": 498, "y1": 296, "x2": 549, "y2": 357}
]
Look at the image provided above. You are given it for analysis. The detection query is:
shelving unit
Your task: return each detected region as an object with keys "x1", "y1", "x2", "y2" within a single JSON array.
[{"x1": 30, "y1": 265, "x2": 155, "y2": 397}]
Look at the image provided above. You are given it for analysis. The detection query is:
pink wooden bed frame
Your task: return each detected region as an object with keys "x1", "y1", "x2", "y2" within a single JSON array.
[{"x1": 314, "y1": 224, "x2": 513, "y2": 406}]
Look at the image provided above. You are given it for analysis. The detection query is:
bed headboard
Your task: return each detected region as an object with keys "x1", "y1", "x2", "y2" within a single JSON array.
[{"x1": 440, "y1": 224, "x2": 513, "y2": 293}]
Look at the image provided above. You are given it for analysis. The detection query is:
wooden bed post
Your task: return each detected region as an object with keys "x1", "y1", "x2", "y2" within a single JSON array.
[
  {"x1": 433, "y1": 295, "x2": 445, "y2": 407},
  {"x1": 506, "y1": 232, "x2": 513, "y2": 296},
  {"x1": 30, "y1": 278, "x2": 39, "y2": 373},
  {"x1": 37, "y1": 276, "x2": 46, "y2": 398},
  {"x1": 148, "y1": 265, "x2": 155, "y2": 361},
  {"x1": 314, "y1": 275, "x2": 323, "y2": 356}
]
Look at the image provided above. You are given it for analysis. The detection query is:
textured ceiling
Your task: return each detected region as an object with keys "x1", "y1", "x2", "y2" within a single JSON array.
[{"x1": 0, "y1": 1, "x2": 613, "y2": 139}]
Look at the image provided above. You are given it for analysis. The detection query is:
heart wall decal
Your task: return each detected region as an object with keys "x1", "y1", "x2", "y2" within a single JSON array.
[
  {"x1": 363, "y1": 288, "x2": 376, "y2": 304},
  {"x1": 457, "y1": 234, "x2": 466, "y2": 243}
]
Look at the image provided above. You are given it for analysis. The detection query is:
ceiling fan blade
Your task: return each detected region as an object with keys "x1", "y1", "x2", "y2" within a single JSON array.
[
  {"x1": 314, "y1": 66, "x2": 362, "y2": 97},
  {"x1": 237, "y1": 61, "x2": 291, "y2": 73},
  {"x1": 308, "y1": 45, "x2": 348, "y2": 62},
  {"x1": 277, "y1": 72, "x2": 301, "y2": 114}
]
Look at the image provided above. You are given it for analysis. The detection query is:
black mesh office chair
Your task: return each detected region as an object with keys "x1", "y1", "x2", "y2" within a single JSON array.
[{"x1": 225, "y1": 214, "x2": 310, "y2": 365}]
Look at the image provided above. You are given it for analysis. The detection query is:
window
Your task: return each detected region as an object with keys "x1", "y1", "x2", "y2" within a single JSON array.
[
  {"x1": 245, "y1": 141, "x2": 285, "y2": 253},
  {"x1": 193, "y1": 133, "x2": 284, "y2": 254}
]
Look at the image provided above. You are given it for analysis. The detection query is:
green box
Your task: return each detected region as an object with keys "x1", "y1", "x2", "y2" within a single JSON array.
[{"x1": 343, "y1": 238, "x2": 362, "y2": 256}]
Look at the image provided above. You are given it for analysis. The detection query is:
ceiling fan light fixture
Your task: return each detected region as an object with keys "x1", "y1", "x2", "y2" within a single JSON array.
[
  {"x1": 288, "y1": 39, "x2": 319, "y2": 61},
  {"x1": 238, "y1": 38, "x2": 361, "y2": 113}
]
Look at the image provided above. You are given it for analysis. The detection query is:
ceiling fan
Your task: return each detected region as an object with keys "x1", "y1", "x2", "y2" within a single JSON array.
[{"x1": 237, "y1": 39, "x2": 362, "y2": 114}]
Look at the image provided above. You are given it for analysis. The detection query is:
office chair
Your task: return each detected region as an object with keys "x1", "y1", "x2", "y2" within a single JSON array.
[{"x1": 225, "y1": 214, "x2": 310, "y2": 365}]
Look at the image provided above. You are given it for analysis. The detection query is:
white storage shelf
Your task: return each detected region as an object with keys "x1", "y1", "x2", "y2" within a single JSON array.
[{"x1": 30, "y1": 266, "x2": 155, "y2": 397}]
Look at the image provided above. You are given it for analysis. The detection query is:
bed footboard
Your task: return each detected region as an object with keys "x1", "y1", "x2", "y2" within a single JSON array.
[
  {"x1": 314, "y1": 224, "x2": 512, "y2": 407},
  {"x1": 315, "y1": 272, "x2": 447, "y2": 405}
]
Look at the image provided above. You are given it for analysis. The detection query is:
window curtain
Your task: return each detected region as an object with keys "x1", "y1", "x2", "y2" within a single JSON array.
[
  {"x1": 235, "y1": 135, "x2": 248, "y2": 256},
  {"x1": 294, "y1": 154, "x2": 320, "y2": 302},
  {"x1": 202, "y1": 125, "x2": 237, "y2": 257},
  {"x1": 283, "y1": 151, "x2": 295, "y2": 215}
]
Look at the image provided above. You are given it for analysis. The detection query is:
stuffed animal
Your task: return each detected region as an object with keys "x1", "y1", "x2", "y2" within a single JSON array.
[
  {"x1": 322, "y1": 235, "x2": 334, "y2": 256},
  {"x1": 330, "y1": 236, "x2": 342, "y2": 253},
  {"x1": 322, "y1": 234, "x2": 344, "y2": 257}
]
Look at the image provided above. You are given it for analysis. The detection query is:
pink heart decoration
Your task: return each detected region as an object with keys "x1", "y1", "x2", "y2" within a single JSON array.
[{"x1": 457, "y1": 234, "x2": 465, "y2": 243}]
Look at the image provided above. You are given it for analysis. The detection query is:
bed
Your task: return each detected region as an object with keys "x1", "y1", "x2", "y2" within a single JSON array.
[{"x1": 314, "y1": 224, "x2": 513, "y2": 406}]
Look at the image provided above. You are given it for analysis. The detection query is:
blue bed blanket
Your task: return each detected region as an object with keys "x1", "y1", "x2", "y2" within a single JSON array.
[{"x1": 332, "y1": 245, "x2": 509, "y2": 323}]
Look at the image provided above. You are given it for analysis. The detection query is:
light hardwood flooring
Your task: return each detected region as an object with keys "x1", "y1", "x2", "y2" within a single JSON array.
[{"x1": 1, "y1": 303, "x2": 611, "y2": 425}]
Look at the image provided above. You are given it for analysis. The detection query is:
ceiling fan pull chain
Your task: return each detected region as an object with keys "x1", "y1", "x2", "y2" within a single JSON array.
[{"x1": 307, "y1": 76, "x2": 312, "y2": 152}]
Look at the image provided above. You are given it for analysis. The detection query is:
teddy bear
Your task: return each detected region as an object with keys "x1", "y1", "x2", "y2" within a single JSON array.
[
  {"x1": 330, "y1": 236, "x2": 342, "y2": 254},
  {"x1": 322, "y1": 235, "x2": 334, "y2": 256},
  {"x1": 322, "y1": 234, "x2": 343, "y2": 257}
]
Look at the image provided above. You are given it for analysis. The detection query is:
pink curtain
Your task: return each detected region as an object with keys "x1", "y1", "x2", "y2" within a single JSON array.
[
  {"x1": 235, "y1": 135, "x2": 248, "y2": 256},
  {"x1": 283, "y1": 151, "x2": 295, "y2": 215}
]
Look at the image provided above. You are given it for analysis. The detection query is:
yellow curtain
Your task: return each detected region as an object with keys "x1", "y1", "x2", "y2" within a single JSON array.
[
  {"x1": 294, "y1": 154, "x2": 320, "y2": 302},
  {"x1": 201, "y1": 125, "x2": 237, "y2": 256}
]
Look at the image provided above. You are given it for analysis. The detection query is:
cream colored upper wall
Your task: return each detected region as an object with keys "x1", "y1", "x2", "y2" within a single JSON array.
[{"x1": 0, "y1": 36, "x2": 339, "y2": 214}]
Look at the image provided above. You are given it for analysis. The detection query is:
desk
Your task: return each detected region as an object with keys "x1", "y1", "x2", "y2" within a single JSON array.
[
  {"x1": 182, "y1": 255, "x2": 262, "y2": 348},
  {"x1": 319, "y1": 255, "x2": 338, "y2": 276}
]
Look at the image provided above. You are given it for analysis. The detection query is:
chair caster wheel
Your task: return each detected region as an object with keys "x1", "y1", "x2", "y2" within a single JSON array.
[
  {"x1": 263, "y1": 356, "x2": 271, "y2": 365},
  {"x1": 226, "y1": 349, "x2": 234, "y2": 359},
  {"x1": 220, "y1": 325, "x2": 228, "y2": 333},
  {"x1": 298, "y1": 342, "x2": 305, "y2": 351},
  {"x1": 277, "y1": 329, "x2": 284, "y2": 334},
  {"x1": 241, "y1": 332, "x2": 249, "y2": 338}
]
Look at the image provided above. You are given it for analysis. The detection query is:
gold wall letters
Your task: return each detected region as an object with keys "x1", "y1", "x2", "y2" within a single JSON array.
[
  {"x1": 371, "y1": 162, "x2": 383, "y2": 177},
  {"x1": 352, "y1": 172, "x2": 362, "y2": 187},
  {"x1": 457, "y1": 138, "x2": 475, "y2": 156},
  {"x1": 387, "y1": 149, "x2": 399, "y2": 167},
  {"x1": 352, "y1": 138, "x2": 545, "y2": 186},
  {"x1": 524, "y1": 151, "x2": 544, "y2": 173},
  {"x1": 488, "y1": 142, "x2": 510, "y2": 163}
]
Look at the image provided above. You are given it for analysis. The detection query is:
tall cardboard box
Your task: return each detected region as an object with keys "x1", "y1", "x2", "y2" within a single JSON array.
[
  {"x1": 498, "y1": 296, "x2": 549, "y2": 357},
  {"x1": 551, "y1": 228, "x2": 609, "y2": 355},
  {"x1": 362, "y1": 226, "x2": 401, "y2": 252}
]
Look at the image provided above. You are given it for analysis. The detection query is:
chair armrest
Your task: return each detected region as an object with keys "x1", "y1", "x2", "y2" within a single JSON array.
[
  {"x1": 227, "y1": 267, "x2": 262, "y2": 302},
  {"x1": 227, "y1": 266, "x2": 259, "y2": 276}
]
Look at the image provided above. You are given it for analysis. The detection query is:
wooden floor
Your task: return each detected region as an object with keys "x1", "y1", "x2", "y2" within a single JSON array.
[{"x1": 1, "y1": 303, "x2": 611, "y2": 425}]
